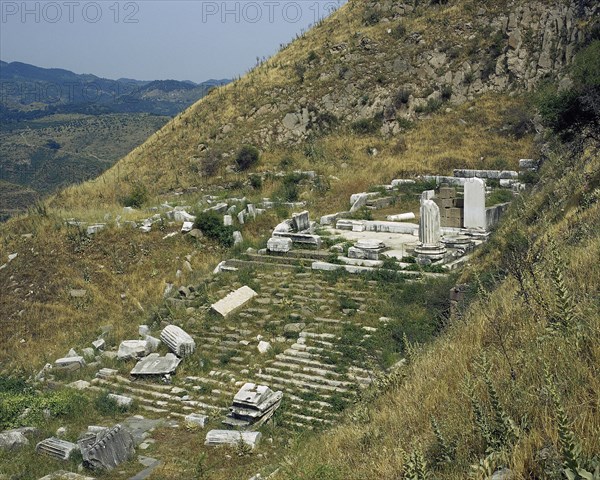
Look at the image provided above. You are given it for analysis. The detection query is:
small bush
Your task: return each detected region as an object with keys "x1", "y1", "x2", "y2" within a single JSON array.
[
  {"x1": 95, "y1": 391, "x2": 128, "y2": 415},
  {"x1": 279, "y1": 155, "x2": 295, "y2": 170},
  {"x1": 391, "y1": 23, "x2": 407, "y2": 40},
  {"x1": 194, "y1": 210, "x2": 235, "y2": 247},
  {"x1": 249, "y1": 174, "x2": 262, "y2": 190},
  {"x1": 201, "y1": 151, "x2": 222, "y2": 177},
  {"x1": 391, "y1": 137, "x2": 408, "y2": 154},
  {"x1": 45, "y1": 139, "x2": 61, "y2": 150},
  {"x1": 393, "y1": 88, "x2": 412, "y2": 108},
  {"x1": 307, "y1": 50, "x2": 319, "y2": 63},
  {"x1": 122, "y1": 182, "x2": 148, "y2": 208},
  {"x1": 235, "y1": 145, "x2": 260, "y2": 171},
  {"x1": 441, "y1": 84, "x2": 453, "y2": 101},
  {"x1": 486, "y1": 189, "x2": 514, "y2": 207},
  {"x1": 275, "y1": 172, "x2": 307, "y2": 202},
  {"x1": 520, "y1": 170, "x2": 540, "y2": 185},
  {"x1": 363, "y1": 9, "x2": 381, "y2": 26},
  {"x1": 351, "y1": 116, "x2": 383, "y2": 135}
]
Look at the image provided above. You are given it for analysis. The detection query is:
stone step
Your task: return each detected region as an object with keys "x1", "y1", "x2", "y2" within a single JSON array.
[
  {"x1": 263, "y1": 367, "x2": 354, "y2": 388},
  {"x1": 224, "y1": 259, "x2": 295, "y2": 270},
  {"x1": 282, "y1": 411, "x2": 335, "y2": 425},
  {"x1": 88, "y1": 385, "x2": 192, "y2": 414},
  {"x1": 275, "y1": 353, "x2": 338, "y2": 371},
  {"x1": 253, "y1": 373, "x2": 349, "y2": 393},
  {"x1": 91, "y1": 379, "x2": 220, "y2": 412},
  {"x1": 271, "y1": 361, "x2": 344, "y2": 379},
  {"x1": 313, "y1": 317, "x2": 344, "y2": 325},
  {"x1": 247, "y1": 254, "x2": 325, "y2": 267},
  {"x1": 286, "y1": 402, "x2": 331, "y2": 418},
  {"x1": 286, "y1": 393, "x2": 332, "y2": 409}
]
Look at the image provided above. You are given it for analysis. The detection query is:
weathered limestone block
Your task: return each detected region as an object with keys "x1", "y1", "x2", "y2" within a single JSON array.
[
  {"x1": 0, "y1": 430, "x2": 29, "y2": 450},
  {"x1": 453, "y1": 169, "x2": 518, "y2": 179},
  {"x1": 86, "y1": 224, "x2": 105, "y2": 235},
  {"x1": 160, "y1": 325, "x2": 196, "y2": 357},
  {"x1": 38, "y1": 472, "x2": 95, "y2": 480},
  {"x1": 117, "y1": 340, "x2": 149, "y2": 361},
  {"x1": 464, "y1": 178, "x2": 487, "y2": 230},
  {"x1": 391, "y1": 179, "x2": 416, "y2": 187},
  {"x1": 130, "y1": 353, "x2": 182, "y2": 376},
  {"x1": 223, "y1": 383, "x2": 283, "y2": 428},
  {"x1": 211, "y1": 286, "x2": 258, "y2": 317},
  {"x1": 54, "y1": 356, "x2": 86, "y2": 369},
  {"x1": 204, "y1": 430, "x2": 261, "y2": 449},
  {"x1": 291, "y1": 211, "x2": 310, "y2": 231},
  {"x1": 349, "y1": 193, "x2": 369, "y2": 213},
  {"x1": 233, "y1": 231, "x2": 244, "y2": 246},
  {"x1": 257, "y1": 341, "x2": 271, "y2": 354},
  {"x1": 272, "y1": 232, "x2": 322, "y2": 248},
  {"x1": 107, "y1": 394, "x2": 133, "y2": 409},
  {"x1": 267, "y1": 237, "x2": 293, "y2": 253},
  {"x1": 387, "y1": 212, "x2": 416, "y2": 221},
  {"x1": 184, "y1": 414, "x2": 208, "y2": 428}
]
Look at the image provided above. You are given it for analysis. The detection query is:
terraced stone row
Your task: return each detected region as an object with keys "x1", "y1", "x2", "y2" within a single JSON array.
[{"x1": 81, "y1": 264, "x2": 384, "y2": 431}]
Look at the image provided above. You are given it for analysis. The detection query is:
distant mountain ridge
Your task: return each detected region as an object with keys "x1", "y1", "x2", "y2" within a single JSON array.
[
  {"x1": 0, "y1": 60, "x2": 230, "y2": 118},
  {"x1": 0, "y1": 61, "x2": 229, "y2": 218}
]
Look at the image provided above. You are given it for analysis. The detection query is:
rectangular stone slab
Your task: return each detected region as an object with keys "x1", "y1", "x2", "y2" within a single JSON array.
[
  {"x1": 130, "y1": 353, "x2": 182, "y2": 376},
  {"x1": 211, "y1": 286, "x2": 258, "y2": 317},
  {"x1": 204, "y1": 430, "x2": 261, "y2": 449}
]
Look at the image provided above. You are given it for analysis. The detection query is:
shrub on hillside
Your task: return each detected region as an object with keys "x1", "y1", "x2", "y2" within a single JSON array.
[
  {"x1": 351, "y1": 116, "x2": 383, "y2": 135},
  {"x1": 193, "y1": 210, "x2": 235, "y2": 247},
  {"x1": 121, "y1": 182, "x2": 148, "y2": 208},
  {"x1": 536, "y1": 40, "x2": 600, "y2": 135},
  {"x1": 235, "y1": 145, "x2": 260, "y2": 171},
  {"x1": 201, "y1": 150, "x2": 222, "y2": 177}
]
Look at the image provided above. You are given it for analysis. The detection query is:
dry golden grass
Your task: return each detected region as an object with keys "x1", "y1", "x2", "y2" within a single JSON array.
[{"x1": 0, "y1": 213, "x2": 222, "y2": 371}]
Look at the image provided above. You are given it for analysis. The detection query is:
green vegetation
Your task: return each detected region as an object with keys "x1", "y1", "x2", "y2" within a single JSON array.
[
  {"x1": 121, "y1": 182, "x2": 148, "y2": 208},
  {"x1": 535, "y1": 40, "x2": 600, "y2": 136},
  {"x1": 193, "y1": 210, "x2": 235, "y2": 247},
  {"x1": 0, "y1": 378, "x2": 88, "y2": 430},
  {"x1": 235, "y1": 145, "x2": 260, "y2": 171}
]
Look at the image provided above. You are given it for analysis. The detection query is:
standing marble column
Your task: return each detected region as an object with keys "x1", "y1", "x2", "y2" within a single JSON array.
[{"x1": 415, "y1": 198, "x2": 446, "y2": 259}]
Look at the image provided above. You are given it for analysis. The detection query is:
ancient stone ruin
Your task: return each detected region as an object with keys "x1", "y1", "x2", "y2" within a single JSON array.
[
  {"x1": 130, "y1": 352, "x2": 182, "y2": 376},
  {"x1": 223, "y1": 383, "x2": 283, "y2": 428},
  {"x1": 78, "y1": 424, "x2": 135, "y2": 471},
  {"x1": 204, "y1": 430, "x2": 262, "y2": 450},
  {"x1": 211, "y1": 285, "x2": 258, "y2": 317},
  {"x1": 160, "y1": 325, "x2": 196, "y2": 357},
  {"x1": 415, "y1": 199, "x2": 447, "y2": 260}
]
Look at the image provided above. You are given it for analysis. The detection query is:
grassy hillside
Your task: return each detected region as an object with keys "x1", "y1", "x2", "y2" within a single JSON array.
[{"x1": 50, "y1": 0, "x2": 591, "y2": 211}]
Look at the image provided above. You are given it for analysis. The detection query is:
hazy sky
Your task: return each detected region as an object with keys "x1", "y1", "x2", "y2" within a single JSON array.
[{"x1": 1, "y1": 1, "x2": 345, "y2": 82}]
